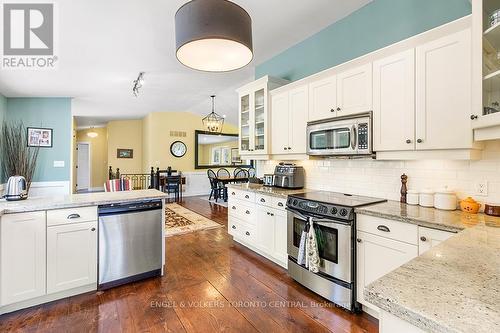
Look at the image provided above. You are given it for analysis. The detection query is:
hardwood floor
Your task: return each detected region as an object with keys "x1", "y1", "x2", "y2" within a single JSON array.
[{"x1": 0, "y1": 196, "x2": 378, "y2": 333}]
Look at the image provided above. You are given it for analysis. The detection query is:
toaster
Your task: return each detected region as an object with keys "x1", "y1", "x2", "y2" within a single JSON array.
[
  {"x1": 273, "y1": 164, "x2": 304, "y2": 189},
  {"x1": 4, "y1": 175, "x2": 28, "y2": 201}
]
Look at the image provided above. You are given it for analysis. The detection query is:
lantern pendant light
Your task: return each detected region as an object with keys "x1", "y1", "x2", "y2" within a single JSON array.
[
  {"x1": 203, "y1": 95, "x2": 224, "y2": 133},
  {"x1": 175, "y1": 0, "x2": 253, "y2": 72}
]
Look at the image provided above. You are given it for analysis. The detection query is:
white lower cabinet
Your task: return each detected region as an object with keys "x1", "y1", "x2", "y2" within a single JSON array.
[
  {"x1": 0, "y1": 212, "x2": 46, "y2": 306},
  {"x1": 418, "y1": 226, "x2": 454, "y2": 255},
  {"x1": 228, "y1": 192, "x2": 288, "y2": 268},
  {"x1": 356, "y1": 230, "x2": 418, "y2": 306},
  {"x1": 47, "y1": 221, "x2": 98, "y2": 294}
]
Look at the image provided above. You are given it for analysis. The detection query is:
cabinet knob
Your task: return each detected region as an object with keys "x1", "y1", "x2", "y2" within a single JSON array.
[
  {"x1": 270, "y1": 213, "x2": 274, "y2": 216},
  {"x1": 245, "y1": 231, "x2": 250, "y2": 236},
  {"x1": 470, "y1": 115, "x2": 478, "y2": 120},
  {"x1": 231, "y1": 192, "x2": 235, "y2": 195},
  {"x1": 337, "y1": 107, "x2": 341, "y2": 111},
  {"x1": 330, "y1": 108, "x2": 335, "y2": 112},
  {"x1": 356, "y1": 238, "x2": 362, "y2": 243},
  {"x1": 406, "y1": 139, "x2": 412, "y2": 144},
  {"x1": 91, "y1": 228, "x2": 96, "y2": 232},
  {"x1": 278, "y1": 202, "x2": 284, "y2": 207},
  {"x1": 266, "y1": 212, "x2": 270, "y2": 215},
  {"x1": 420, "y1": 236, "x2": 427, "y2": 242},
  {"x1": 232, "y1": 206, "x2": 236, "y2": 210},
  {"x1": 245, "y1": 195, "x2": 250, "y2": 199},
  {"x1": 232, "y1": 225, "x2": 236, "y2": 229},
  {"x1": 245, "y1": 210, "x2": 250, "y2": 214},
  {"x1": 417, "y1": 139, "x2": 423, "y2": 144},
  {"x1": 260, "y1": 198, "x2": 265, "y2": 202},
  {"x1": 288, "y1": 147, "x2": 291, "y2": 150}
]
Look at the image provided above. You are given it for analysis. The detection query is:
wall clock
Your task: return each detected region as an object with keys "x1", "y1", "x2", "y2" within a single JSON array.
[{"x1": 170, "y1": 141, "x2": 187, "y2": 158}]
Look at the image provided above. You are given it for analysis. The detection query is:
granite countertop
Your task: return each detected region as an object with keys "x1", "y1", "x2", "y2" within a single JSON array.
[
  {"x1": 364, "y1": 225, "x2": 500, "y2": 333},
  {"x1": 355, "y1": 200, "x2": 500, "y2": 232},
  {"x1": 0, "y1": 189, "x2": 168, "y2": 215},
  {"x1": 226, "y1": 183, "x2": 310, "y2": 198},
  {"x1": 356, "y1": 200, "x2": 500, "y2": 332}
]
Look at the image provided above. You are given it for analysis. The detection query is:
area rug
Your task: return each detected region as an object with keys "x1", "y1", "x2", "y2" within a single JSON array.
[{"x1": 165, "y1": 203, "x2": 222, "y2": 237}]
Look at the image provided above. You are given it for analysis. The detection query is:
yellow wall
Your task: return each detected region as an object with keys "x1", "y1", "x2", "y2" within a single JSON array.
[
  {"x1": 76, "y1": 127, "x2": 108, "y2": 188},
  {"x1": 142, "y1": 112, "x2": 238, "y2": 172},
  {"x1": 107, "y1": 120, "x2": 143, "y2": 174}
]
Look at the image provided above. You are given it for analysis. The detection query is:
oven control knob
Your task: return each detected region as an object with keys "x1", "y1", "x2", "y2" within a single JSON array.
[
  {"x1": 331, "y1": 207, "x2": 338, "y2": 215},
  {"x1": 293, "y1": 199, "x2": 298, "y2": 206},
  {"x1": 339, "y1": 208, "x2": 348, "y2": 217}
]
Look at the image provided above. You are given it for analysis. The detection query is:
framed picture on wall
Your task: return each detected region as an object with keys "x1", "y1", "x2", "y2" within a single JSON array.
[
  {"x1": 231, "y1": 148, "x2": 241, "y2": 163},
  {"x1": 27, "y1": 127, "x2": 53, "y2": 148},
  {"x1": 117, "y1": 148, "x2": 134, "y2": 158}
]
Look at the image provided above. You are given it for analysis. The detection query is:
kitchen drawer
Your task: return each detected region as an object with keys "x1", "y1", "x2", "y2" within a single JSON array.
[
  {"x1": 228, "y1": 189, "x2": 255, "y2": 203},
  {"x1": 272, "y1": 197, "x2": 287, "y2": 211},
  {"x1": 256, "y1": 194, "x2": 273, "y2": 207},
  {"x1": 357, "y1": 214, "x2": 418, "y2": 245},
  {"x1": 229, "y1": 217, "x2": 256, "y2": 244},
  {"x1": 228, "y1": 200, "x2": 255, "y2": 223},
  {"x1": 47, "y1": 206, "x2": 98, "y2": 227}
]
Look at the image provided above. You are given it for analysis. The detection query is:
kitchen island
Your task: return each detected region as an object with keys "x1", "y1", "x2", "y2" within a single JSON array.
[
  {"x1": 356, "y1": 201, "x2": 500, "y2": 333},
  {"x1": 0, "y1": 189, "x2": 168, "y2": 315}
]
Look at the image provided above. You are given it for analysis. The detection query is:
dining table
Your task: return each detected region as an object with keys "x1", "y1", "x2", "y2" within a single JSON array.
[{"x1": 215, "y1": 176, "x2": 249, "y2": 201}]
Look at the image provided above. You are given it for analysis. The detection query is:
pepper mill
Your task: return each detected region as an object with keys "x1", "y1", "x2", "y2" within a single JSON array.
[{"x1": 400, "y1": 174, "x2": 408, "y2": 203}]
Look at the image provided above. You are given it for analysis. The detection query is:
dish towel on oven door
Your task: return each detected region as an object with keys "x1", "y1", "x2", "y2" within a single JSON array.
[{"x1": 297, "y1": 219, "x2": 320, "y2": 273}]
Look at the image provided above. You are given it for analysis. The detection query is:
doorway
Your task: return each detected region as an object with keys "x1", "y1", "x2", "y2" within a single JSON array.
[{"x1": 77, "y1": 142, "x2": 91, "y2": 191}]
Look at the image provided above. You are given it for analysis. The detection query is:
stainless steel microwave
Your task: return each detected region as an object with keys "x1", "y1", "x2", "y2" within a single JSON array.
[{"x1": 306, "y1": 112, "x2": 372, "y2": 156}]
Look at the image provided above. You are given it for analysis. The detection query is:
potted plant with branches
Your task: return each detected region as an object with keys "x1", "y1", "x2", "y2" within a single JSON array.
[{"x1": 1, "y1": 121, "x2": 40, "y2": 195}]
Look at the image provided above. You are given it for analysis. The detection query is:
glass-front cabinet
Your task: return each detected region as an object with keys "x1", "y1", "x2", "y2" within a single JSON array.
[
  {"x1": 236, "y1": 76, "x2": 289, "y2": 155},
  {"x1": 472, "y1": 0, "x2": 500, "y2": 139}
]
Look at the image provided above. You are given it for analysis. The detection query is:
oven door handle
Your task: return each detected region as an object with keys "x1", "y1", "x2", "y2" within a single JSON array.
[
  {"x1": 350, "y1": 125, "x2": 357, "y2": 150},
  {"x1": 286, "y1": 207, "x2": 351, "y2": 225}
]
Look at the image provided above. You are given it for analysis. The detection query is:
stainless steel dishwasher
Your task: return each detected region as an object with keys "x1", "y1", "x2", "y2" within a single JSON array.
[{"x1": 98, "y1": 200, "x2": 162, "y2": 289}]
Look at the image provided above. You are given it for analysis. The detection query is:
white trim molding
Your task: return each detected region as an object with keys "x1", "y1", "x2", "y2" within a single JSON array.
[{"x1": 28, "y1": 181, "x2": 71, "y2": 197}]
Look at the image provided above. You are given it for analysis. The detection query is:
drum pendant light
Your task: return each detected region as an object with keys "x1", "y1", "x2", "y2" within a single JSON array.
[{"x1": 175, "y1": 0, "x2": 253, "y2": 72}]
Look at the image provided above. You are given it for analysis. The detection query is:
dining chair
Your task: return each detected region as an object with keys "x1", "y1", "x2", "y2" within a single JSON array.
[
  {"x1": 207, "y1": 169, "x2": 224, "y2": 202},
  {"x1": 165, "y1": 175, "x2": 182, "y2": 202},
  {"x1": 234, "y1": 169, "x2": 249, "y2": 181},
  {"x1": 217, "y1": 168, "x2": 230, "y2": 178},
  {"x1": 104, "y1": 178, "x2": 132, "y2": 192},
  {"x1": 247, "y1": 167, "x2": 256, "y2": 178},
  {"x1": 233, "y1": 167, "x2": 243, "y2": 177}
]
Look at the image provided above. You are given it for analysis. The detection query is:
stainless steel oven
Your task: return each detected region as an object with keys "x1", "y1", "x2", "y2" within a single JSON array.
[
  {"x1": 306, "y1": 112, "x2": 372, "y2": 156},
  {"x1": 287, "y1": 208, "x2": 352, "y2": 283}
]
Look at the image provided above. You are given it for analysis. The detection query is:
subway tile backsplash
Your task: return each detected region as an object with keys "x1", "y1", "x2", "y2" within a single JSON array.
[{"x1": 257, "y1": 141, "x2": 500, "y2": 206}]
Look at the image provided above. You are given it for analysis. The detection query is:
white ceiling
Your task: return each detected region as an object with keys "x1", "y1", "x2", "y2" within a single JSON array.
[{"x1": 0, "y1": 0, "x2": 372, "y2": 127}]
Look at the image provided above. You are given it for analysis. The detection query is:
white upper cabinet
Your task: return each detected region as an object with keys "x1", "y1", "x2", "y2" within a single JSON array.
[
  {"x1": 373, "y1": 49, "x2": 416, "y2": 151},
  {"x1": 415, "y1": 29, "x2": 472, "y2": 150},
  {"x1": 337, "y1": 63, "x2": 373, "y2": 116},
  {"x1": 1, "y1": 212, "x2": 46, "y2": 306},
  {"x1": 237, "y1": 76, "x2": 289, "y2": 156},
  {"x1": 308, "y1": 75, "x2": 337, "y2": 121},
  {"x1": 271, "y1": 84, "x2": 308, "y2": 155},
  {"x1": 271, "y1": 91, "x2": 290, "y2": 155}
]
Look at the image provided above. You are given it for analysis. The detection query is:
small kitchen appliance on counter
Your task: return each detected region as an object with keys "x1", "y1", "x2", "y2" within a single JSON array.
[
  {"x1": 286, "y1": 191, "x2": 386, "y2": 312},
  {"x1": 3, "y1": 175, "x2": 28, "y2": 201},
  {"x1": 274, "y1": 163, "x2": 304, "y2": 189},
  {"x1": 263, "y1": 174, "x2": 275, "y2": 187}
]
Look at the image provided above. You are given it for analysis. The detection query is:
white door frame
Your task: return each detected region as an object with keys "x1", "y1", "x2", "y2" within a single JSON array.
[{"x1": 76, "y1": 142, "x2": 91, "y2": 191}]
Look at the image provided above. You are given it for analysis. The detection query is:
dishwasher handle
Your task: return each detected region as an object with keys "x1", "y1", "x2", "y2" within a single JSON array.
[{"x1": 98, "y1": 200, "x2": 162, "y2": 216}]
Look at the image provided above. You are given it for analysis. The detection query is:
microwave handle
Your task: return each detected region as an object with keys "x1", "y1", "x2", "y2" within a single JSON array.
[{"x1": 351, "y1": 125, "x2": 357, "y2": 150}]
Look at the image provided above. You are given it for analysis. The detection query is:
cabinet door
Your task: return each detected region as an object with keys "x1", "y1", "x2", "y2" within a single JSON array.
[
  {"x1": 288, "y1": 85, "x2": 309, "y2": 154},
  {"x1": 415, "y1": 29, "x2": 472, "y2": 150},
  {"x1": 308, "y1": 75, "x2": 337, "y2": 121},
  {"x1": 253, "y1": 88, "x2": 267, "y2": 153},
  {"x1": 337, "y1": 63, "x2": 373, "y2": 116},
  {"x1": 239, "y1": 93, "x2": 252, "y2": 154},
  {"x1": 356, "y1": 231, "x2": 418, "y2": 305},
  {"x1": 272, "y1": 211, "x2": 288, "y2": 266},
  {"x1": 373, "y1": 49, "x2": 415, "y2": 151},
  {"x1": 1, "y1": 212, "x2": 46, "y2": 306},
  {"x1": 271, "y1": 91, "x2": 290, "y2": 154},
  {"x1": 418, "y1": 227, "x2": 454, "y2": 255},
  {"x1": 47, "y1": 221, "x2": 97, "y2": 294},
  {"x1": 256, "y1": 209, "x2": 275, "y2": 255}
]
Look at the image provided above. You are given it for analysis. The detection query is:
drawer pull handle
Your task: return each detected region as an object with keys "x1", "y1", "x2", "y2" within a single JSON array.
[
  {"x1": 420, "y1": 236, "x2": 427, "y2": 242},
  {"x1": 245, "y1": 195, "x2": 250, "y2": 199},
  {"x1": 377, "y1": 225, "x2": 390, "y2": 232},
  {"x1": 260, "y1": 198, "x2": 266, "y2": 202},
  {"x1": 231, "y1": 192, "x2": 236, "y2": 195},
  {"x1": 266, "y1": 212, "x2": 270, "y2": 215},
  {"x1": 270, "y1": 213, "x2": 274, "y2": 217},
  {"x1": 277, "y1": 202, "x2": 284, "y2": 207},
  {"x1": 245, "y1": 231, "x2": 250, "y2": 236},
  {"x1": 356, "y1": 238, "x2": 362, "y2": 243},
  {"x1": 67, "y1": 213, "x2": 81, "y2": 219},
  {"x1": 245, "y1": 210, "x2": 250, "y2": 215},
  {"x1": 91, "y1": 228, "x2": 96, "y2": 232},
  {"x1": 232, "y1": 225, "x2": 236, "y2": 229},
  {"x1": 232, "y1": 206, "x2": 236, "y2": 210}
]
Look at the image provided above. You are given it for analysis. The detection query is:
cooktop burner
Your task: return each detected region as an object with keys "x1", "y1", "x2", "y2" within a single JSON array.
[{"x1": 287, "y1": 191, "x2": 386, "y2": 221}]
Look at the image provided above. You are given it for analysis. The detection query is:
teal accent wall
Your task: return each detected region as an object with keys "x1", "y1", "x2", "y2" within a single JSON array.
[
  {"x1": 6, "y1": 98, "x2": 72, "y2": 182},
  {"x1": 0, "y1": 94, "x2": 6, "y2": 124},
  {"x1": 255, "y1": 0, "x2": 472, "y2": 81}
]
